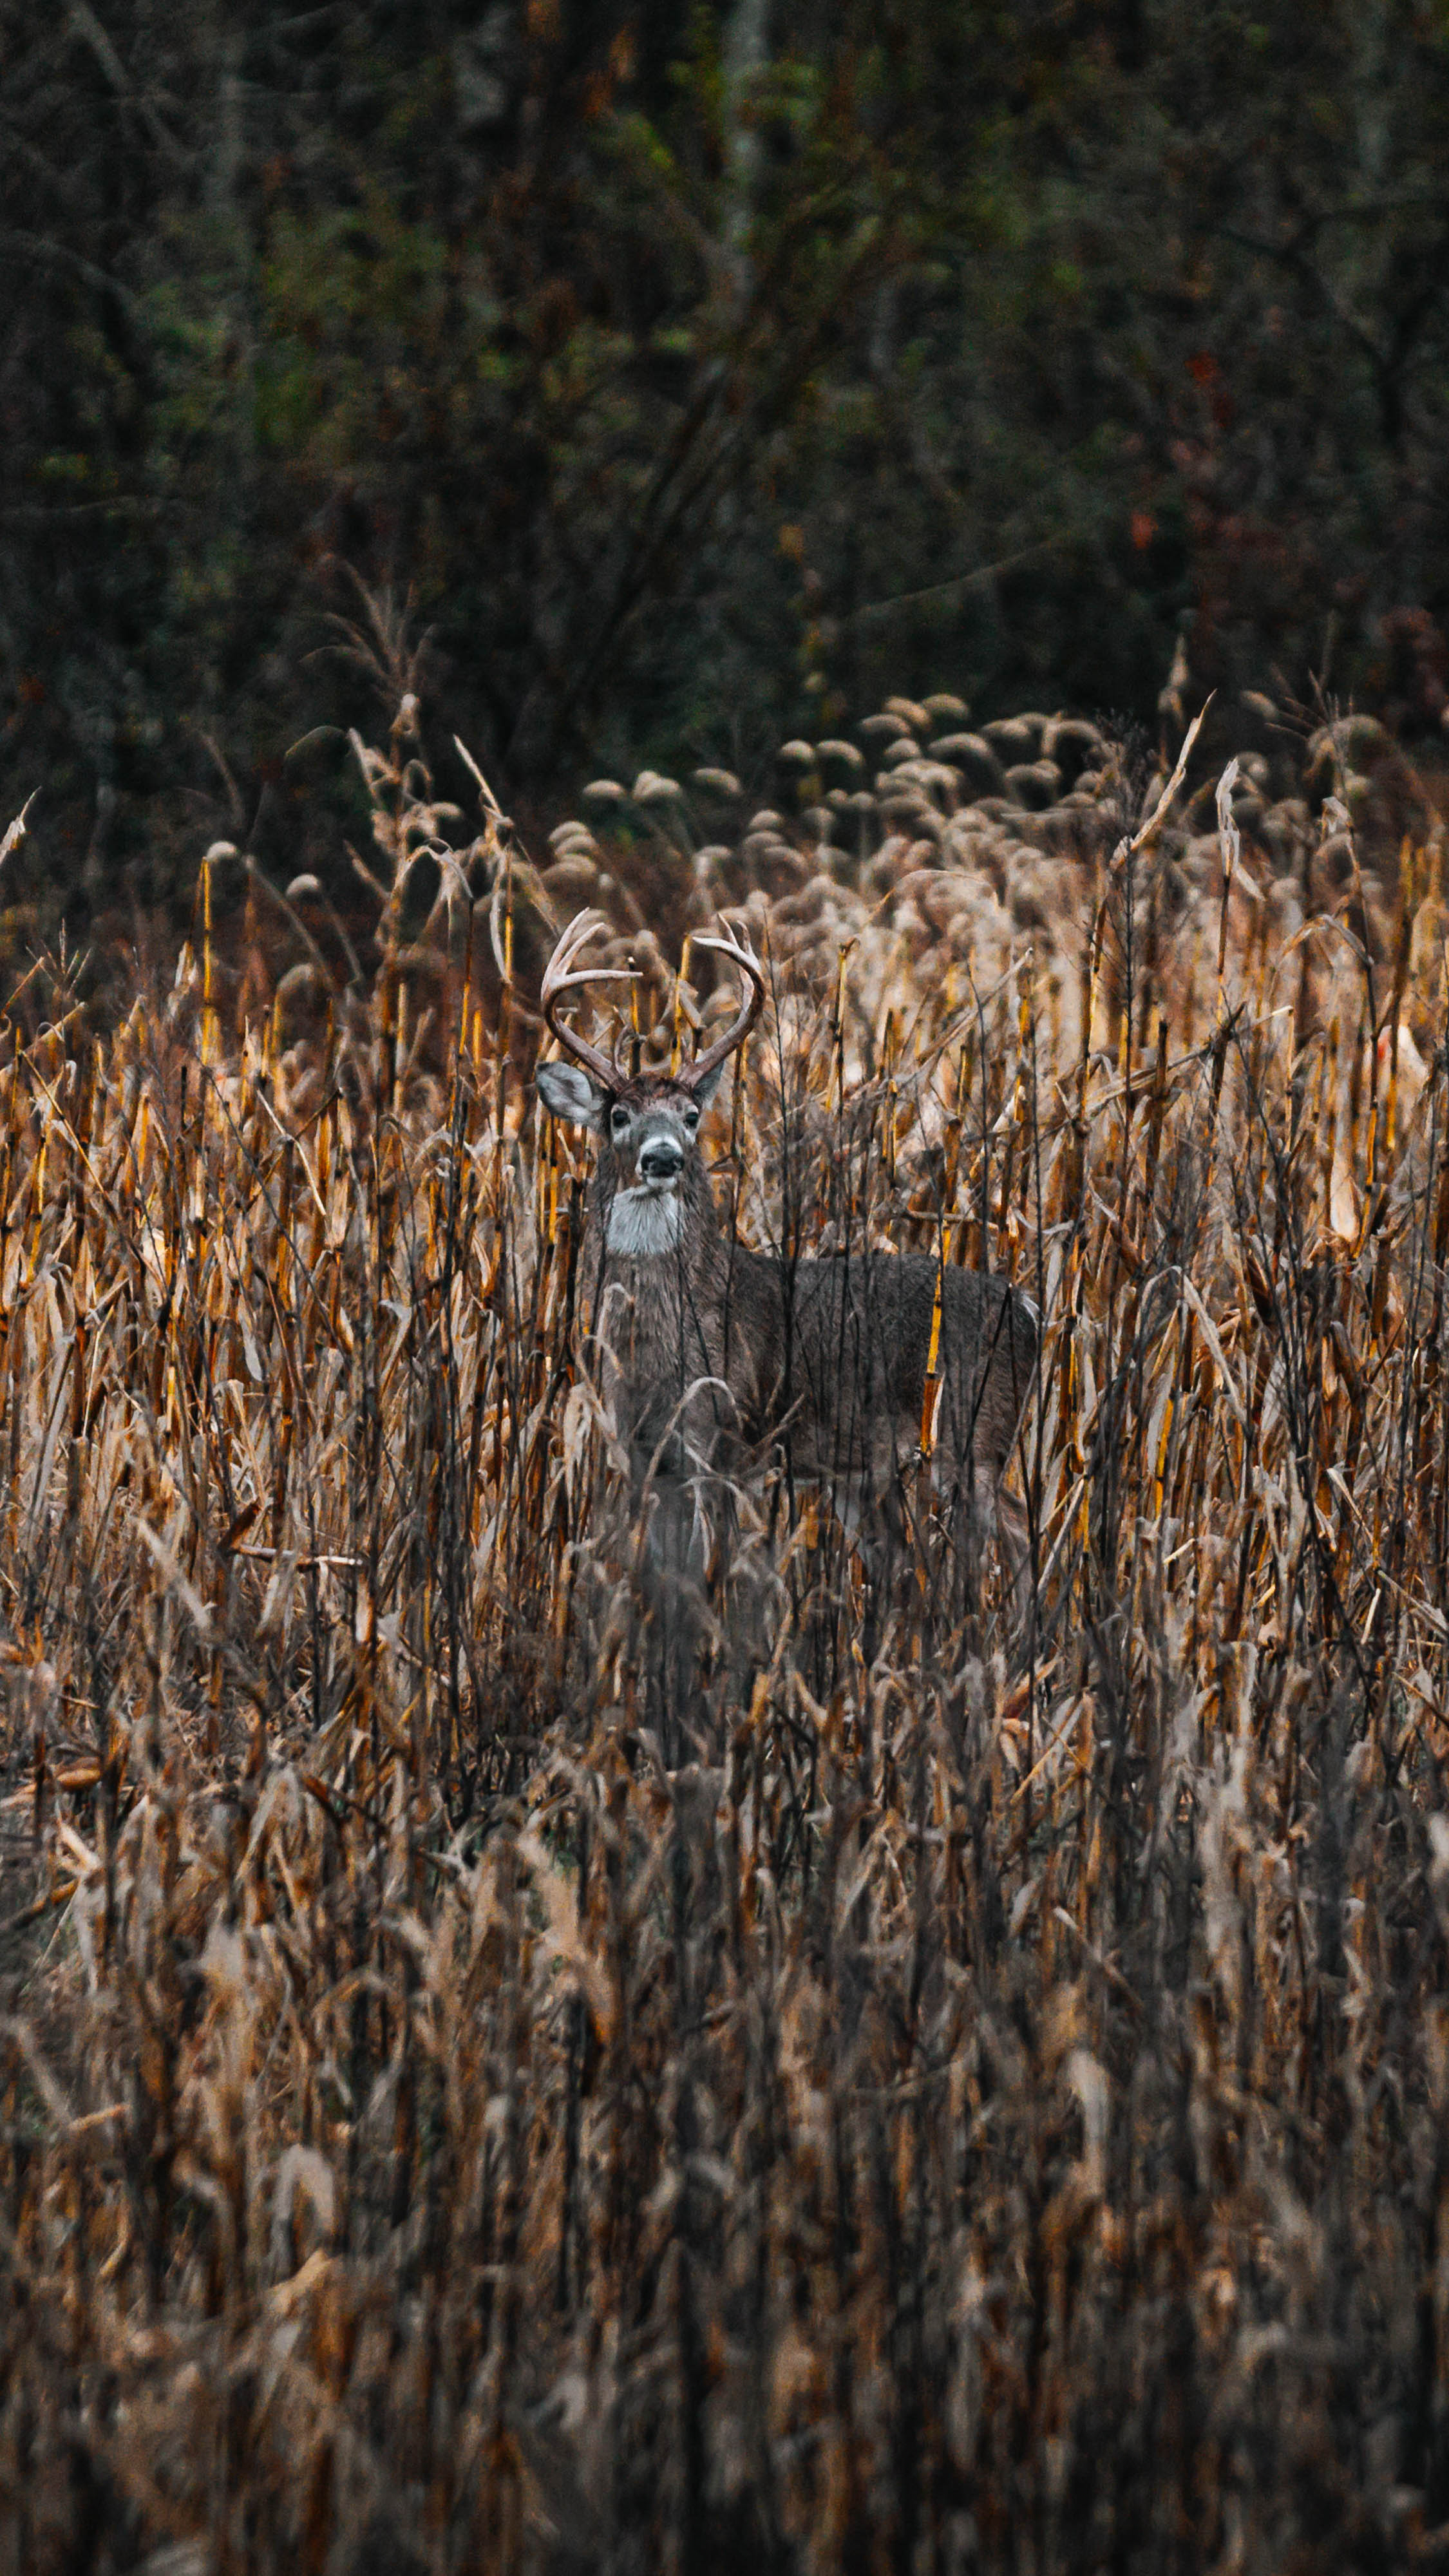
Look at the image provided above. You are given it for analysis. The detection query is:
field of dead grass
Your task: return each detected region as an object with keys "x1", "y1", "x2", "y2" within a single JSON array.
[{"x1": 3, "y1": 690, "x2": 1449, "y2": 2574}]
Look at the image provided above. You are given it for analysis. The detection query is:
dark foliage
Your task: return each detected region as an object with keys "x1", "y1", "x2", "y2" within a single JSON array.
[{"x1": 2, "y1": 0, "x2": 1448, "y2": 925}]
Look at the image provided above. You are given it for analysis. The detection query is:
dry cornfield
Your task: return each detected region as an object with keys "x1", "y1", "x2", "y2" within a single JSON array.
[{"x1": 3, "y1": 692, "x2": 1449, "y2": 2575}]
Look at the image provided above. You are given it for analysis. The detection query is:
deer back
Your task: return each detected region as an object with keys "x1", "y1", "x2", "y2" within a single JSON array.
[{"x1": 770, "y1": 1251, "x2": 1037, "y2": 1493}]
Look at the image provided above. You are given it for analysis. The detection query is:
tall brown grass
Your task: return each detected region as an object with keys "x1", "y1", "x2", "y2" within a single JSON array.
[{"x1": 2, "y1": 699, "x2": 1448, "y2": 2574}]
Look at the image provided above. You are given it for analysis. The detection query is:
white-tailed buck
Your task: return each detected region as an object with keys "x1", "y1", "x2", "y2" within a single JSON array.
[{"x1": 535, "y1": 911, "x2": 1039, "y2": 1625}]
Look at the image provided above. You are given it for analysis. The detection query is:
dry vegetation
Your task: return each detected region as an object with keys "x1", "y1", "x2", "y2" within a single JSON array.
[{"x1": 3, "y1": 681, "x2": 1449, "y2": 2574}]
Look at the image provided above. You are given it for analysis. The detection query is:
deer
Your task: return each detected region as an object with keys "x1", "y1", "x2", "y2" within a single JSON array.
[{"x1": 535, "y1": 910, "x2": 1039, "y2": 1654}]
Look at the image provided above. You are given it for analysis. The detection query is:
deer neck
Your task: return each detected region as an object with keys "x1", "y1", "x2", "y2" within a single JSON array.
[
  {"x1": 593, "y1": 1159, "x2": 725, "y2": 1276},
  {"x1": 605, "y1": 1183, "x2": 687, "y2": 1258}
]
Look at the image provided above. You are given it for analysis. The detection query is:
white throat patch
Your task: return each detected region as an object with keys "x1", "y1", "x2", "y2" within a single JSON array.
[{"x1": 607, "y1": 1184, "x2": 684, "y2": 1258}]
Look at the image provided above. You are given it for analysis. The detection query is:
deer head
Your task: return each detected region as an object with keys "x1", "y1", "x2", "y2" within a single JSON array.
[{"x1": 535, "y1": 913, "x2": 765, "y2": 1258}]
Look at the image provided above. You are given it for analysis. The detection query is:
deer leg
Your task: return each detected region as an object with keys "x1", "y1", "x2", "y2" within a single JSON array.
[
  {"x1": 639, "y1": 1470, "x2": 714, "y2": 1766},
  {"x1": 912, "y1": 1455, "x2": 1007, "y2": 1634},
  {"x1": 830, "y1": 1472, "x2": 909, "y2": 1670},
  {"x1": 980, "y1": 1470, "x2": 1034, "y2": 1634}
]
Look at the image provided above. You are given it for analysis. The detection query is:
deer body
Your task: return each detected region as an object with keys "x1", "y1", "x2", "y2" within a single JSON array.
[
  {"x1": 778, "y1": 1253, "x2": 1036, "y2": 1524},
  {"x1": 536, "y1": 914, "x2": 1038, "y2": 1601}
]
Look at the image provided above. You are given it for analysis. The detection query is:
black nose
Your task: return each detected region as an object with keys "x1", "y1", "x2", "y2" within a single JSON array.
[{"x1": 639, "y1": 1140, "x2": 683, "y2": 1180}]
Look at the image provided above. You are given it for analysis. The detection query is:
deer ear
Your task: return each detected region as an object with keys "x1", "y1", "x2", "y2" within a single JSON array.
[
  {"x1": 689, "y1": 1061, "x2": 728, "y2": 1112},
  {"x1": 536, "y1": 1060, "x2": 607, "y2": 1131}
]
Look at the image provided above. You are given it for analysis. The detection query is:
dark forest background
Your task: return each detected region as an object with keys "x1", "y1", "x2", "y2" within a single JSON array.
[{"x1": 3, "y1": 0, "x2": 1448, "y2": 918}]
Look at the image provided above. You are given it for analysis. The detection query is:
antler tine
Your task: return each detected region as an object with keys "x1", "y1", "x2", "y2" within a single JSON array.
[
  {"x1": 681, "y1": 918, "x2": 767, "y2": 1091},
  {"x1": 540, "y1": 909, "x2": 634, "y2": 1090}
]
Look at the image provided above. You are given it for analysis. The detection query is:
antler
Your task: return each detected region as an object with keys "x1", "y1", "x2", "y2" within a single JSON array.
[
  {"x1": 681, "y1": 919, "x2": 766, "y2": 1091},
  {"x1": 539, "y1": 911, "x2": 634, "y2": 1090},
  {"x1": 542, "y1": 909, "x2": 764, "y2": 1092}
]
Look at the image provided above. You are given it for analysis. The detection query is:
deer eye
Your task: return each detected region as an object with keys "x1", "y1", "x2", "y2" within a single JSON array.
[
  {"x1": 610, "y1": 1107, "x2": 630, "y2": 1137},
  {"x1": 682, "y1": 1106, "x2": 699, "y2": 1132}
]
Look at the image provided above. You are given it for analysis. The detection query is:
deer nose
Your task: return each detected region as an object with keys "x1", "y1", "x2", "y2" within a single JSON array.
[{"x1": 639, "y1": 1138, "x2": 683, "y2": 1182}]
